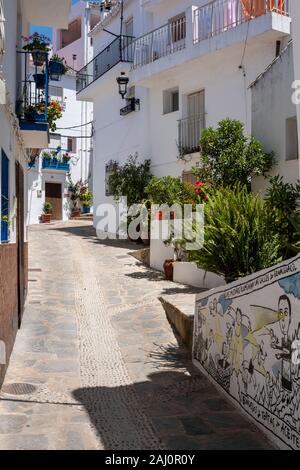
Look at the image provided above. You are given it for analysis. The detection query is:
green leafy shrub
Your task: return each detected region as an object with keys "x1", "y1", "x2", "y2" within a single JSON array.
[
  {"x1": 265, "y1": 176, "x2": 300, "y2": 256},
  {"x1": 193, "y1": 119, "x2": 274, "y2": 188},
  {"x1": 109, "y1": 156, "x2": 152, "y2": 206},
  {"x1": 189, "y1": 184, "x2": 282, "y2": 283},
  {"x1": 145, "y1": 176, "x2": 198, "y2": 207},
  {"x1": 80, "y1": 191, "x2": 93, "y2": 208}
]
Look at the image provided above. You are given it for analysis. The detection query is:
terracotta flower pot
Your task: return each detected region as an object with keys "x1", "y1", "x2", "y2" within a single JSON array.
[
  {"x1": 41, "y1": 213, "x2": 51, "y2": 224},
  {"x1": 163, "y1": 259, "x2": 174, "y2": 281}
]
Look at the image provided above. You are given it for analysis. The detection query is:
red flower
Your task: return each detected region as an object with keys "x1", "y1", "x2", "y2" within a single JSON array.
[
  {"x1": 195, "y1": 189, "x2": 202, "y2": 194},
  {"x1": 195, "y1": 180, "x2": 205, "y2": 187}
]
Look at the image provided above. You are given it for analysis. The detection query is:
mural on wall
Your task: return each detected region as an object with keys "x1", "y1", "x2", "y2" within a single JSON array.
[{"x1": 193, "y1": 255, "x2": 300, "y2": 450}]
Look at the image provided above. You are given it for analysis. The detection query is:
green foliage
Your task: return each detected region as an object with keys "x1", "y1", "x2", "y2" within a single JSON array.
[
  {"x1": 265, "y1": 176, "x2": 300, "y2": 253},
  {"x1": 289, "y1": 212, "x2": 300, "y2": 253},
  {"x1": 145, "y1": 176, "x2": 198, "y2": 207},
  {"x1": 109, "y1": 156, "x2": 152, "y2": 206},
  {"x1": 80, "y1": 191, "x2": 93, "y2": 208},
  {"x1": 193, "y1": 119, "x2": 274, "y2": 187},
  {"x1": 68, "y1": 176, "x2": 86, "y2": 209},
  {"x1": 43, "y1": 202, "x2": 52, "y2": 214},
  {"x1": 189, "y1": 184, "x2": 282, "y2": 283}
]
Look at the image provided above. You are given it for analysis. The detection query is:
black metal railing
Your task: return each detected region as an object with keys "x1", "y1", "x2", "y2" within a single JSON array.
[
  {"x1": 132, "y1": 16, "x2": 186, "y2": 69},
  {"x1": 178, "y1": 115, "x2": 205, "y2": 156},
  {"x1": 76, "y1": 35, "x2": 134, "y2": 93},
  {"x1": 16, "y1": 50, "x2": 49, "y2": 125}
]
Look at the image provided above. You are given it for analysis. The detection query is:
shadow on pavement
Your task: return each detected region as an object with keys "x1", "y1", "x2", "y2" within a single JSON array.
[{"x1": 72, "y1": 368, "x2": 271, "y2": 450}]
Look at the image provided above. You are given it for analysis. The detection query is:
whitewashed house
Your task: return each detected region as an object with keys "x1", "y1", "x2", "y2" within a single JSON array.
[
  {"x1": 76, "y1": 0, "x2": 292, "y2": 231},
  {"x1": 0, "y1": 0, "x2": 71, "y2": 386},
  {"x1": 27, "y1": 1, "x2": 97, "y2": 224}
]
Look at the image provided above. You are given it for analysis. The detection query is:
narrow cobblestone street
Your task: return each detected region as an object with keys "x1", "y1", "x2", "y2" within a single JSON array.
[{"x1": 0, "y1": 222, "x2": 274, "y2": 450}]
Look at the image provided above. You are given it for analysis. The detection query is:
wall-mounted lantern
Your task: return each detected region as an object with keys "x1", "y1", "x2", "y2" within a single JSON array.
[{"x1": 116, "y1": 72, "x2": 129, "y2": 99}]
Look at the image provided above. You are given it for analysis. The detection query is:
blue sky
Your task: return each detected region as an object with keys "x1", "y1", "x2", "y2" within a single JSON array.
[{"x1": 30, "y1": 0, "x2": 85, "y2": 40}]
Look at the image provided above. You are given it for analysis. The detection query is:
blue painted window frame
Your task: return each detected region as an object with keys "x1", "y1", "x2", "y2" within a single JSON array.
[{"x1": 1, "y1": 150, "x2": 9, "y2": 243}]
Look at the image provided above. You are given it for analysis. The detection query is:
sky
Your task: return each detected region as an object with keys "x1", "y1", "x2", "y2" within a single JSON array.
[{"x1": 29, "y1": 0, "x2": 86, "y2": 40}]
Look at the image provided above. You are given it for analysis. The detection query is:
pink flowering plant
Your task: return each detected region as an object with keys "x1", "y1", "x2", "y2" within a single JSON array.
[{"x1": 22, "y1": 32, "x2": 51, "y2": 52}]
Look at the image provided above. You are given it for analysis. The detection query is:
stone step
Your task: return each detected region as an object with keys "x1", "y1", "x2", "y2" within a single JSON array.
[{"x1": 159, "y1": 293, "x2": 203, "y2": 352}]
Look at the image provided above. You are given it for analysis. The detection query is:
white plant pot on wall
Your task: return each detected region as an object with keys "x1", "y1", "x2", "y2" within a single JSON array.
[{"x1": 173, "y1": 262, "x2": 225, "y2": 290}]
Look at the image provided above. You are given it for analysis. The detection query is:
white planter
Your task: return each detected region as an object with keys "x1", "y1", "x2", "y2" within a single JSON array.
[{"x1": 173, "y1": 261, "x2": 225, "y2": 289}]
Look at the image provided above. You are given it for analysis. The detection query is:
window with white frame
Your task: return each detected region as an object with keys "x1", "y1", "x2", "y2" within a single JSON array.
[
  {"x1": 67, "y1": 137, "x2": 77, "y2": 154},
  {"x1": 286, "y1": 116, "x2": 299, "y2": 161},
  {"x1": 163, "y1": 87, "x2": 179, "y2": 115},
  {"x1": 49, "y1": 133, "x2": 62, "y2": 150}
]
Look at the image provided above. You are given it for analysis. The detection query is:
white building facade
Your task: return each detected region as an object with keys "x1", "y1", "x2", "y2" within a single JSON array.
[
  {"x1": 76, "y1": 0, "x2": 292, "y2": 230},
  {"x1": 27, "y1": 1, "x2": 97, "y2": 225},
  {"x1": 0, "y1": 0, "x2": 71, "y2": 386}
]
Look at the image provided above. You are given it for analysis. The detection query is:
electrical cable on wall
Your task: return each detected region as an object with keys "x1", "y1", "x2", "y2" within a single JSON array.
[{"x1": 56, "y1": 121, "x2": 94, "y2": 130}]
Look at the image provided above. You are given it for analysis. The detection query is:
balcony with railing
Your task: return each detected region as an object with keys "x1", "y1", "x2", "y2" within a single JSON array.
[
  {"x1": 16, "y1": 50, "x2": 49, "y2": 149},
  {"x1": 76, "y1": 35, "x2": 134, "y2": 94},
  {"x1": 131, "y1": 16, "x2": 186, "y2": 69},
  {"x1": 42, "y1": 157, "x2": 70, "y2": 172},
  {"x1": 193, "y1": 0, "x2": 290, "y2": 45},
  {"x1": 178, "y1": 115, "x2": 205, "y2": 157}
]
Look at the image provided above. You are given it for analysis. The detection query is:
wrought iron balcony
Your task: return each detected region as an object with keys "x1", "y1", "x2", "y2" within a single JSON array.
[
  {"x1": 76, "y1": 35, "x2": 134, "y2": 93},
  {"x1": 131, "y1": 16, "x2": 186, "y2": 69},
  {"x1": 193, "y1": 0, "x2": 290, "y2": 44},
  {"x1": 16, "y1": 51, "x2": 49, "y2": 129},
  {"x1": 178, "y1": 115, "x2": 205, "y2": 157},
  {"x1": 42, "y1": 157, "x2": 70, "y2": 172}
]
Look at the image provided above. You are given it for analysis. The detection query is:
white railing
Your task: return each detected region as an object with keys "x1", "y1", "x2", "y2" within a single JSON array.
[
  {"x1": 132, "y1": 16, "x2": 186, "y2": 69},
  {"x1": 194, "y1": 0, "x2": 290, "y2": 44}
]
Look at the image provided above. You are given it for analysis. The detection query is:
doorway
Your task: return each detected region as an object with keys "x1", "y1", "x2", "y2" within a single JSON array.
[{"x1": 45, "y1": 182, "x2": 62, "y2": 221}]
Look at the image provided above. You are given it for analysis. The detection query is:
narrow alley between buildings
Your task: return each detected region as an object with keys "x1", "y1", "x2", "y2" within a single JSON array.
[{"x1": 0, "y1": 221, "x2": 274, "y2": 450}]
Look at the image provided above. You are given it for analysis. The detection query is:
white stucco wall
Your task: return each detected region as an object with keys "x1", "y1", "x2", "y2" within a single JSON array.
[
  {"x1": 0, "y1": 0, "x2": 30, "y2": 244},
  {"x1": 27, "y1": 159, "x2": 71, "y2": 225},
  {"x1": 252, "y1": 42, "x2": 299, "y2": 194}
]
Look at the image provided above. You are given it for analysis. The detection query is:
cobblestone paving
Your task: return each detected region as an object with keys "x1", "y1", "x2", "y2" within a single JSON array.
[{"x1": 0, "y1": 222, "x2": 275, "y2": 450}]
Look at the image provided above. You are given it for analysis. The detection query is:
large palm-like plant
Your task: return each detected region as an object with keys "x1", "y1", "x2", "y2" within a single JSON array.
[{"x1": 189, "y1": 184, "x2": 283, "y2": 283}]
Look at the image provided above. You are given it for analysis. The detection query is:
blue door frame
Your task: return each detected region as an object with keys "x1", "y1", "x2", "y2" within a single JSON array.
[{"x1": 1, "y1": 150, "x2": 9, "y2": 243}]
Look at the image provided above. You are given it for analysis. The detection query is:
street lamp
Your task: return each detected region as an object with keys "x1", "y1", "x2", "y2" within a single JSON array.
[{"x1": 116, "y1": 72, "x2": 129, "y2": 99}]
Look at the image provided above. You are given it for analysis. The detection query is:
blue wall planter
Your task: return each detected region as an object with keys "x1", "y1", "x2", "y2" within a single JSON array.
[
  {"x1": 49, "y1": 61, "x2": 63, "y2": 81},
  {"x1": 82, "y1": 207, "x2": 91, "y2": 214}
]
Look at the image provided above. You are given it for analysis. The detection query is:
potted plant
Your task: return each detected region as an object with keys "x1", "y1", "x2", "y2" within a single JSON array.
[
  {"x1": 68, "y1": 176, "x2": 82, "y2": 218},
  {"x1": 41, "y1": 202, "x2": 52, "y2": 223},
  {"x1": 80, "y1": 191, "x2": 93, "y2": 214},
  {"x1": 62, "y1": 153, "x2": 71, "y2": 163},
  {"x1": 49, "y1": 54, "x2": 68, "y2": 81},
  {"x1": 22, "y1": 32, "x2": 51, "y2": 66}
]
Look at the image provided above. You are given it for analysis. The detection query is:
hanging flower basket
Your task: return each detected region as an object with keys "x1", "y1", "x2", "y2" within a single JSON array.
[
  {"x1": 22, "y1": 33, "x2": 51, "y2": 66},
  {"x1": 31, "y1": 50, "x2": 47, "y2": 67},
  {"x1": 49, "y1": 55, "x2": 68, "y2": 81}
]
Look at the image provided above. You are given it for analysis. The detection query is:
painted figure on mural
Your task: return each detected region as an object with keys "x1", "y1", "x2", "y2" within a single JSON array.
[{"x1": 272, "y1": 295, "x2": 293, "y2": 392}]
